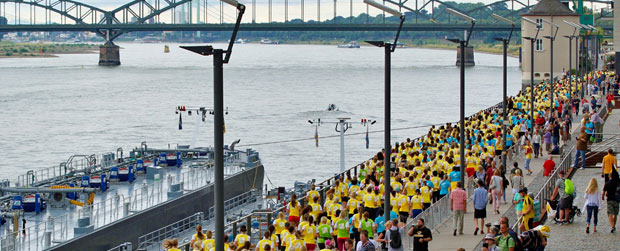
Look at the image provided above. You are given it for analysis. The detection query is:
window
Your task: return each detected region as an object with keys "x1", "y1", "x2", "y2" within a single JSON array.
[
  {"x1": 535, "y1": 39, "x2": 543, "y2": 51},
  {"x1": 536, "y1": 18, "x2": 544, "y2": 29}
]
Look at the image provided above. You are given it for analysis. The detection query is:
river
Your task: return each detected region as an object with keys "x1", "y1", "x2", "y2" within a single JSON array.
[{"x1": 0, "y1": 42, "x2": 522, "y2": 187}]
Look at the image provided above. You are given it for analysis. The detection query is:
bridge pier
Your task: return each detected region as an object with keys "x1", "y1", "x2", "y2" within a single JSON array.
[
  {"x1": 99, "y1": 43, "x2": 120, "y2": 66},
  {"x1": 456, "y1": 45, "x2": 475, "y2": 67}
]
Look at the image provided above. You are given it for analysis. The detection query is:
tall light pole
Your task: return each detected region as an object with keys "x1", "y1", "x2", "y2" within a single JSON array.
[
  {"x1": 563, "y1": 20, "x2": 578, "y2": 97},
  {"x1": 363, "y1": 0, "x2": 404, "y2": 225},
  {"x1": 180, "y1": 1, "x2": 245, "y2": 251},
  {"x1": 445, "y1": 8, "x2": 475, "y2": 186},
  {"x1": 491, "y1": 13, "x2": 514, "y2": 171},
  {"x1": 542, "y1": 19, "x2": 559, "y2": 115},
  {"x1": 522, "y1": 17, "x2": 541, "y2": 139}
]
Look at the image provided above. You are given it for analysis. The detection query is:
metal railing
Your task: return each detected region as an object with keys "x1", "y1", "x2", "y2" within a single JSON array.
[
  {"x1": 106, "y1": 242, "x2": 132, "y2": 251},
  {"x1": 0, "y1": 214, "x2": 69, "y2": 251},
  {"x1": 129, "y1": 179, "x2": 165, "y2": 212},
  {"x1": 206, "y1": 189, "x2": 260, "y2": 221},
  {"x1": 472, "y1": 146, "x2": 574, "y2": 251},
  {"x1": 136, "y1": 212, "x2": 204, "y2": 250},
  {"x1": 84, "y1": 193, "x2": 127, "y2": 228}
]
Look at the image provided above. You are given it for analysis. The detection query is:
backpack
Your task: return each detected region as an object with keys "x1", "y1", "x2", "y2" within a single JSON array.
[
  {"x1": 564, "y1": 179, "x2": 574, "y2": 195},
  {"x1": 389, "y1": 229, "x2": 402, "y2": 249}
]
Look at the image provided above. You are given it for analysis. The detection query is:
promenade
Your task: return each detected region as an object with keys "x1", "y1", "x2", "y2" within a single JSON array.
[
  {"x1": 418, "y1": 141, "x2": 557, "y2": 251},
  {"x1": 411, "y1": 100, "x2": 620, "y2": 251},
  {"x1": 545, "y1": 107, "x2": 620, "y2": 250}
]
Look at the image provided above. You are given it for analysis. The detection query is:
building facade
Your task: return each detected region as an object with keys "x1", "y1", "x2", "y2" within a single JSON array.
[{"x1": 521, "y1": 0, "x2": 580, "y2": 86}]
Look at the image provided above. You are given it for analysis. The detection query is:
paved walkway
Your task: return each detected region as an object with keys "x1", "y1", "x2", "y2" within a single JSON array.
[
  {"x1": 545, "y1": 168, "x2": 619, "y2": 251},
  {"x1": 413, "y1": 115, "x2": 585, "y2": 250},
  {"x1": 420, "y1": 154, "x2": 549, "y2": 251}
]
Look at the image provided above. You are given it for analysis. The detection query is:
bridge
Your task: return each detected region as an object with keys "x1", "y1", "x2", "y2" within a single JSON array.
[{"x1": 0, "y1": 0, "x2": 613, "y2": 65}]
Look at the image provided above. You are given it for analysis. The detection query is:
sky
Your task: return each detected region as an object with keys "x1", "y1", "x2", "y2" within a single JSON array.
[{"x1": 0, "y1": 0, "x2": 611, "y2": 24}]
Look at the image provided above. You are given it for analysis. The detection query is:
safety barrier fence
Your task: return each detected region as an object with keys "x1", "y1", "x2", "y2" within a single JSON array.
[
  {"x1": 0, "y1": 214, "x2": 69, "y2": 251},
  {"x1": 136, "y1": 212, "x2": 204, "y2": 250}
]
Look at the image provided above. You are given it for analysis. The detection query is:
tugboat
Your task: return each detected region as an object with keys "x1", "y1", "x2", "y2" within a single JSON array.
[
  {"x1": 326, "y1": 104, "x2": 339, "y2": 111},
  {"x1": 337, "y1": 41, "x2": 360, "y2": 48}
]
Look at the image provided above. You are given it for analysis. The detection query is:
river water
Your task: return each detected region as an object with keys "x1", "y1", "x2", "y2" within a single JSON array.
[{"x1": 0, "y1": 43, "x2": 521, "y2": 187}]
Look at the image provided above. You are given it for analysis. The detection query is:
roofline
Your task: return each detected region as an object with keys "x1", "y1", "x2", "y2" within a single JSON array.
[{"x1": 521, "y1": 13, "x2": 580, "y2": 17}]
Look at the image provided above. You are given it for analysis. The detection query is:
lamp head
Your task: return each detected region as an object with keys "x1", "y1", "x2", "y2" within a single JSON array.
[
  {"x1": 180, "y1": 45, "x2": 214, "y2": 56},
  {"x1": 363, "y1": 0, "x2": 402, "y2": 17},
  {"x1": 365, "y1": 40, "x2": 386, "y2": 47},
  {"x1": 445, "y1": 8, "x2": 475, "y2": 23},
  {"x1": 446, "y1": 38, "x2": 461, "y2": 44},
  {"x1": 491, "y1": 14, "x2": 514, "y2": 25},
  {"x1": 522, "y1": 17, "x2": 541, "y2": 29}
]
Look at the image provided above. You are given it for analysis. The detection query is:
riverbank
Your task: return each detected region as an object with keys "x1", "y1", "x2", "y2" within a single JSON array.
[
  {"x1": 247, "y1": 39, "x2": 521, "y2": 57},
  {"x1": 0, "y1": 42, "x2": 98, "y2": 58}
]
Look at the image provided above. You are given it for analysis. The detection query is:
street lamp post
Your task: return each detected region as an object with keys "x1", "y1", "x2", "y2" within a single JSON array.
[
  {"x1": 522, "y1": 17, "x2": 541, "y2": 140},
  {"x1": 363, "y1": 0, "x2": 404, "y2": 225},
  {"x1": 445, "y1": 8, "x2": 475, "y2": 186},
  {"x1": 491, "y1": 13, "x2": 514, "y2": 171},
  {"x1": 179, "y1": 1, "x2": 245, "y2": 251},
  {"x1": 562, "y1": 20, "x2": 578, "y2": 97},
  {"x1": 565, "y1": 20, "x2": 583, "y2": 98},
  {"x1": 542, "y1": 20, "x2": 559, "y2": 115}
]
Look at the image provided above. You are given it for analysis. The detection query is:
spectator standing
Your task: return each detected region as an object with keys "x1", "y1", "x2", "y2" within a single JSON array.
[
  {"x1": 543, "y1": 156, "x2": 555, "y2": 176},
  {"x1": 574, "y1": 127, "x2": 588, "y2": 170},
  {"x1": 601, "y1": 149, "x2": 618, "y2": 182},
  {"x1": 384, "y1": 219, "x2": 403, "y2": 251},
  {"x1": 522, "y1": 140, "x2": 534, "y2": 175},
  {"x1": 511, "y1": 170, "x2": 524, "y2": 195},
  {"x1": 450, "y1": 182, "x2": 468, "y2": 236},
  {"x1": 532, "y1": 128, "x2": 541, "y2": 158},
  {"x1": 583, "y1": 178, "x2": 602, "y2": 233},
  {"x1": 407, "y1": 218, "x2": 432, "y2": 251},
  {"x1": 602, "y1": 168, "x2": 619, "y2": 233},
  {"x1": 473, "y1": 180, "x2": 489, "y2": 236},
  {"x1": 495, "y1": 222, "x2": 515, "y2": 251},
  {"x1": 551, "y1": 170, "x2": 573, "y2": 224}
]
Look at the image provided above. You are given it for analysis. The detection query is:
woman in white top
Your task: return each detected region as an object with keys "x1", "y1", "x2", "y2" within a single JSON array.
[{"x1": 583, "y1": 178, "x2": 602, "y2": 233}]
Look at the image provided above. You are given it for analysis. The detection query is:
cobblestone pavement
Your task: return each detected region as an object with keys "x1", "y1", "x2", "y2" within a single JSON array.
[{"x1": 545, "y1": 168, "x2": 620, "y2": 251}]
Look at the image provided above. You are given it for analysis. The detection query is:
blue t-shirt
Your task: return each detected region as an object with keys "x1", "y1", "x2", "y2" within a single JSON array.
[
  {"x1": 440, "y1": 180, "x2": 450, "y2": 195},
  {"x1": 449, "y1": 171, "x2": 460, "y2": 182},
  {"x1": 375, "y1": 216, "x2": 386, "y2": 233},
  {"x1": 506, "y1": 135, "x2": 514, "y2": 146},
  {"x1": 390, "y1": 210, "x2": 398, "y2": 220}
]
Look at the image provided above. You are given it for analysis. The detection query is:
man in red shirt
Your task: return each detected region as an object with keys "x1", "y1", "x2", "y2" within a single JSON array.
[{"x1": 543, "y1": 155, "x2": 555, "y2": 176}]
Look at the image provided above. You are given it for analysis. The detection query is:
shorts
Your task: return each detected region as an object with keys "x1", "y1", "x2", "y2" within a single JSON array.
[
  {"x1": 495, "y1": 150, "x2": 502, "y2": 156},
  {"x1": 411, "y1": 209, "x2": 423, "y2": 219},
  {"x1": 518, "y1": 132, "x2": 525, "y2": 138},
  {"x1": 474, "y1": 209, "x2": 487, "y2": 219},
  {"x1": 559, "y1": 196, "x2": 573, "y2": 210},
  {"x1": 522, "y1": 217, "x2": 534, "y2": 231},
  {"x1": 306, "y1": 243, "x2": 316, "y2": 251},
  {"x1": 608, "y1": 200, "x2": 619, "y2": 216},
  {"x1": 288, "y1": 215, "x2": 300, "y2": 224}
]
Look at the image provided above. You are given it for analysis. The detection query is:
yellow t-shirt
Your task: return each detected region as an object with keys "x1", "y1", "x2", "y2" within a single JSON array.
[
  {"x1": 405, "y1": 182, "x2": 417, "y2": 196},
  {"x1": 302, "y1": 224, "x2": 317, "y2": 244},
  {"x1": 363, "y1": 194, "x2": 375, "y2": 207},
  {"x1": 274, "y1": 219, "x2": 287, "y2": 235},
  {"x1": 410, "y1": 195, "x2": 423, "y2": 210},
  {"x1": 398, "y1": 194, "x2": 410, "y2": 212},
  {"x1": 288, "y1": 202, "x2": 300, "y2": 217},
  {"x1": 420, "y1": 186, "x2": 431, "y2": 203},
  {"x1": 235, "y1": 233, "x2": 250, "y2": 246},
  {"x1": 258, "y1": 239, "x2": 274, "y2": 251},
  {"x1": 347, "y1": 199, "x2": 359, "y2": 214}
]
